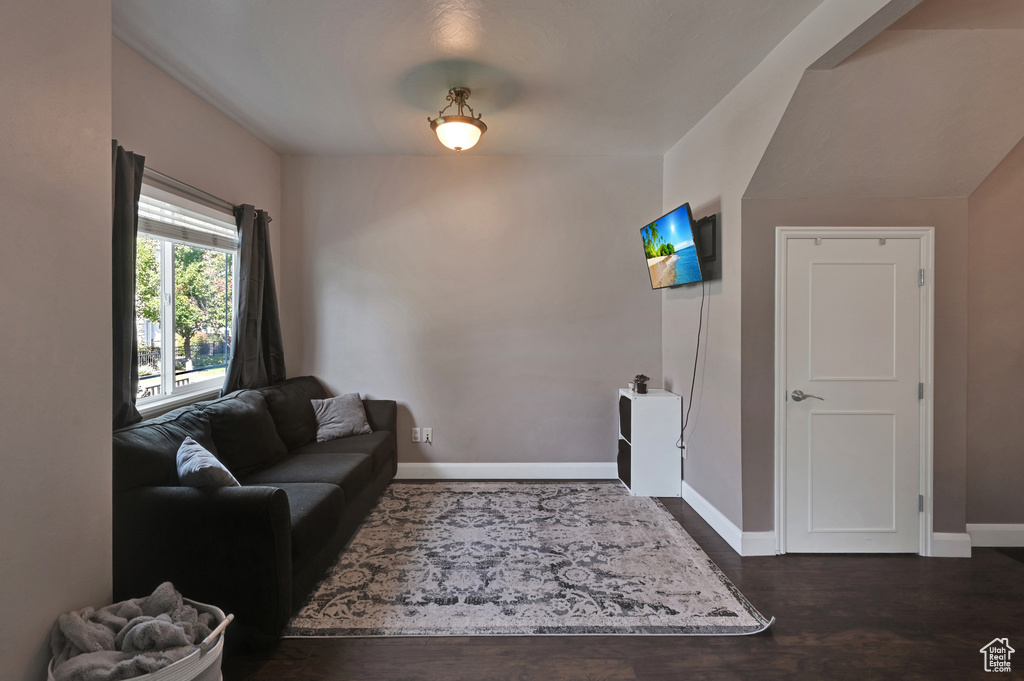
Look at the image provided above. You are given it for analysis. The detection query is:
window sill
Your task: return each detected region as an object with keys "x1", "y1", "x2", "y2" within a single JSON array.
[{"x1": 138, "y1": 387, "x2": 221, "y2": 420}]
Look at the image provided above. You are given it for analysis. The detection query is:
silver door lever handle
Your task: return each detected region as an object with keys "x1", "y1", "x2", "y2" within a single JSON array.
[{"x1": 791, "y1": 390, "x2": 824, "y2": 402}]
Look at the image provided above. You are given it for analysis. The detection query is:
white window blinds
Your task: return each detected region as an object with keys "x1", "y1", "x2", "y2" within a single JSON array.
[{"x1": 138, "y1": 194, "x2": 238, "y2": 251}]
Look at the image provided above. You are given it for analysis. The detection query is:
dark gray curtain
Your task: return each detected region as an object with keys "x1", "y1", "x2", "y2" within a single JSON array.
[
  {"x1": 112, "y1": 141, "x2": 145, "y2": 429},
  {"x1": 222, "y1": 204, "x2": 286, "y2": 394}
]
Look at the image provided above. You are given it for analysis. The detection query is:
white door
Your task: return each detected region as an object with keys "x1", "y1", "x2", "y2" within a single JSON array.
[{"x1": 783, "y1": 236, "x2": 925, "y2": 553}]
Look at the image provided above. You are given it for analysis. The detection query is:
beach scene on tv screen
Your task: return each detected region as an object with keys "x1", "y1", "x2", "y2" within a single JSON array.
[{"x1": 642, "y1": 206, "x2": 701, "y2": 288}]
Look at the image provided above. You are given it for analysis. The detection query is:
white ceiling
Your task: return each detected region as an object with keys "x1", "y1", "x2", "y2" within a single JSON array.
[{"x1": 112, "y1": 0, "x2": 824, "y2": 156}]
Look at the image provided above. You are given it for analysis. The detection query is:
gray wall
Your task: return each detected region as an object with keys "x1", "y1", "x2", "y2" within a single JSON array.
[
  {"x1": 735, "y1": 4, "x2": 1024, "y2": 535},
  {"x1": 112, "y1": 38, "x2": 282, "y2": 270},
  {"x1": 661, "y1": 0, "x2": 893, "y2": 528},
  {"x1": 280, "y1": 155, "x2": 662, "y2": 466},
  {"x1": 0, "y1": 2, "x2": 113, "y2": 678},
  {"x1": 746, "y1": 25, "x2": 1024, "y2": 200},
  {"x1": 740, "y1": 197, "x2": 969, "y2": 533},
  {"x1": 967, "y1": 135, "x2": 1024, "y2": 524}
]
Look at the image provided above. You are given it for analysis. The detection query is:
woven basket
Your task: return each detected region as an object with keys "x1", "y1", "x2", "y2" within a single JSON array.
[{"x1": 48, "y1": 599, "x2": 227, "y2": 681}]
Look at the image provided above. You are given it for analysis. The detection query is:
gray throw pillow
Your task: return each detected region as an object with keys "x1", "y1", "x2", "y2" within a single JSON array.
[
  {"x1": 311, "y1": 393, "x2": 372, "y2": 442},
  {"x1": 176, "y1": 437, "x2": 239, "y2": 488}
]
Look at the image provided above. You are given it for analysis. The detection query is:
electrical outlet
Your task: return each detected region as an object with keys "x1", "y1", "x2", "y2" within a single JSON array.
[
  {"x1": 411, "y1": 427, "x2": 421, "y2": 443},
  {"x1": 423, "y1": 428, "x2": 432, "y2": 444}
]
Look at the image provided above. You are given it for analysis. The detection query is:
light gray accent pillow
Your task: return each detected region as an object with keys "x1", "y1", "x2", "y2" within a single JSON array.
[
  {"x1": 311, "y1": 393, "x2": 372, "y2": 442},
  {"x1": 176, "y1": 437, "x2": 239, "y2": 488}
]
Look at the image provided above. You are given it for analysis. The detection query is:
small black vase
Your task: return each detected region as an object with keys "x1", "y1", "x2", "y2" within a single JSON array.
[{"x1": 636, "y1": 383, "x2": 648, "y2": 394}]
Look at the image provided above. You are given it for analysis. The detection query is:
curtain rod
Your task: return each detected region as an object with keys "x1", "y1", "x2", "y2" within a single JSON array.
[{"x1": 143, "y1": 168, "x2": 237, "y2": 214}]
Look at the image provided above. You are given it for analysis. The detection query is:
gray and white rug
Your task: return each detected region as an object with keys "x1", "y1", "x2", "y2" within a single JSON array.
[{"x1": 285, "y1": 482, "x2": 772, "y2": 637}]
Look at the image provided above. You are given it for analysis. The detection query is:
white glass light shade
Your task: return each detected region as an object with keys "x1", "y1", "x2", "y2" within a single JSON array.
[{"x1": 431, "y1": 116, "x2": 486, "y2": 151}]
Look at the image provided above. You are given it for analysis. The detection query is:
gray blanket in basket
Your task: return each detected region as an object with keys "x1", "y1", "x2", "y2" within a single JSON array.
[{"x1": 50, "y1": 582, "x2": 215, "y2": 681}]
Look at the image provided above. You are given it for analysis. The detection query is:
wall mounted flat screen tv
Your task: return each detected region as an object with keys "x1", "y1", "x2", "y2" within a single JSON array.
[{"x1": 641, "y1": 202, "x2": 704, "y2": 289}]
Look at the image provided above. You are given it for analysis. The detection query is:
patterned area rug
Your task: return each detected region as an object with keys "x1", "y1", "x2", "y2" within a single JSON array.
[{"x1": 285, "y1": 482, "x2": 772, "y2": 636}]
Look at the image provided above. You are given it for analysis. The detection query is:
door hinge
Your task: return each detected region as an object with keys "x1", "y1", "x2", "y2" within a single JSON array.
[
  {"x1": 918, "y1": 269, "x2": 925, "y2": 286},
  {"x1": 918, "y1": 382, "x2": 924, "y2": 399},
  {"x1": 918, "y1": 494, "x2": 924, "y2": 512}
]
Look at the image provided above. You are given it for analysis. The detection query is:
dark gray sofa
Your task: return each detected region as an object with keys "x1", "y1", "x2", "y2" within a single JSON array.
[{"x1": 112, "y1": 376, "x2": 396, "y2": 644}]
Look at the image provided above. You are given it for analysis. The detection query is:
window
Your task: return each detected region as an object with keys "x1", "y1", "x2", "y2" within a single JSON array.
[{"x1": 135, "y1": 187, "x2": 237, "y2": 403}]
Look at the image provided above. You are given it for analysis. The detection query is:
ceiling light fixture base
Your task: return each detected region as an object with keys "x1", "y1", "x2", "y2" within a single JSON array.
[{"x1": 428, "y1": 87, "x2": 487, "y2": 152}]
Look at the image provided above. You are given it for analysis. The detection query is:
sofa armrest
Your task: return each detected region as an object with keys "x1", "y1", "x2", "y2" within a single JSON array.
[
  {"x1": 113, "y1": 485, "x2": 292, "y2": 644},
  {"x1": 363, "y1": 399, "x2": 397, "y2": 433}
]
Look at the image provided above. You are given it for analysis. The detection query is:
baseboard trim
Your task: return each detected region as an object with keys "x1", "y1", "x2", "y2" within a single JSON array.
[
  {"x1": 681, "y1": 481, "x2": 776, "y2": 556},
  {"x1": 681, "y1": 482, "x2": 741, "y2": 554},
  {"x1": 930, "y1": 532, "x2": 972, "y2": 557},
  {"x1": 395, "y1": 462, "x2": 619, "y2": 481},
  {"x1": 966, "y1": 523, "x2": 1024, "y2": 547},
  {"x1": 741, "y1": 531, "x2": 778, "y2": 557}
]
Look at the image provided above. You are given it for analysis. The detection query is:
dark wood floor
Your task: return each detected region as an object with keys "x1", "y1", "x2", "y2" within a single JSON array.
[{"x1": 224, "y1": 494, "x2": 1024, "y2": 681}]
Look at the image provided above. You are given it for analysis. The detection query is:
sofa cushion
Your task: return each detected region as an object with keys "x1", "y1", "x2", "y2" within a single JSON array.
[
  {"x1": 267, "y1": 483, "x2": 346, "y2": 564},
  {"x1": 239, "y1": 452, "x2": 372, "y2": 500},
  {"x1": 113, "y1": 408, "x2": 216, "y2": 492},
  {"x1": 201, "y1": 391, "x2": 288, "y2": 477},
  {"x1": 362, "y1": 400, "x2": 397, "y2": 434},
  {"x1": 258, "y1": 376, "x2": 328, "y2": 450},
  {"x1": 291, "y1": 432, "x2": 395, "y2": 473}
]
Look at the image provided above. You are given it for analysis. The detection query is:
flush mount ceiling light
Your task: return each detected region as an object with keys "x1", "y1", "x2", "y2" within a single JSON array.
[{"x1": 428, "y1": 87, "x2": 487, "y2": 152}]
